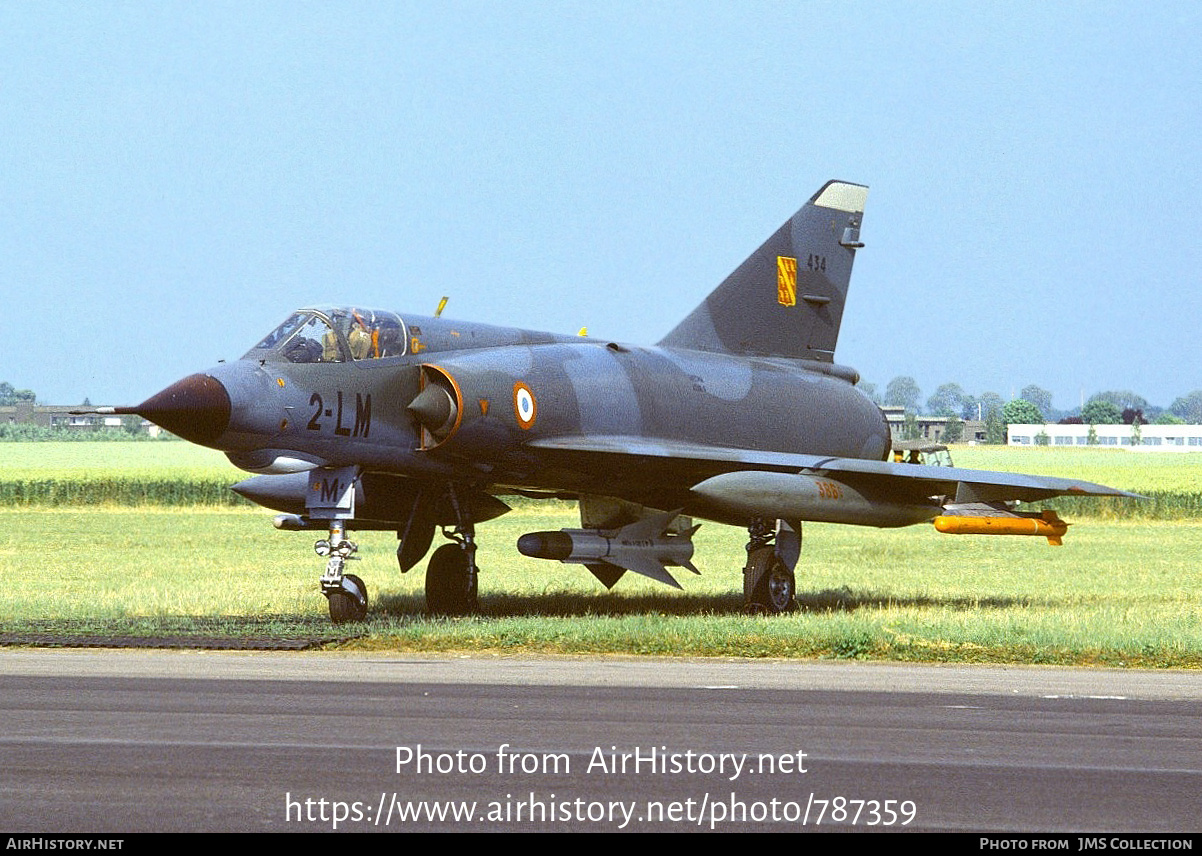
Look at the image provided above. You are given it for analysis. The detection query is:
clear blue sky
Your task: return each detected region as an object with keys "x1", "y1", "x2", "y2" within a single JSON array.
[{"x1": 2, "y1": 2, "x2": 1199, "y2": 414}]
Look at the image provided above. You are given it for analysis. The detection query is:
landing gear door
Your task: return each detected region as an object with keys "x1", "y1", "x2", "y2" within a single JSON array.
[{"x1": 306, "y1": 466, "x2": 359, "y2": 520}]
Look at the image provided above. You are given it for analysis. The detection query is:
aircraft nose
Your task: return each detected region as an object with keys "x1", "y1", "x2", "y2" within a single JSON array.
[{"x1": 135, "y1": 373, "x2": 231, "y2": 445}]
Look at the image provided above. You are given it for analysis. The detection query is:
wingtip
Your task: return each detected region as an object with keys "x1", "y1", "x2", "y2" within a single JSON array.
[{"x1": 1065, "y1": 482, "x2": 1144, "y2": 501}]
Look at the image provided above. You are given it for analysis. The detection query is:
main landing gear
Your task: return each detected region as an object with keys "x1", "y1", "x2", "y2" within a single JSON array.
[
  {"x1": 425, "y1": 490, "x2": 480, "y2": 616},
  {"x1": 743, "y1": 517, "x2": 800, "y2": 614},
  {"x1": 314, "y1": 507, "x2": 480, "y2": 622},
  {"x1": 305, "y1": 472, "x2": 490, "y2": 622},
  {"x1": 318, "y1": 519, "x2": 368, "y2": 623}
]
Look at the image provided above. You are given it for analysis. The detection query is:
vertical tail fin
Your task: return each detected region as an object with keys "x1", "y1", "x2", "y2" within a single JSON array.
[{"x1": 658, "y1": 180, "x2": 868, "y2": 362}]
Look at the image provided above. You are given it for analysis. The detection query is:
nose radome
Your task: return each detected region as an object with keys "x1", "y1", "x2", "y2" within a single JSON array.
[{"x1": 135, "y1": 373, "x2": 231, "y2": 446}]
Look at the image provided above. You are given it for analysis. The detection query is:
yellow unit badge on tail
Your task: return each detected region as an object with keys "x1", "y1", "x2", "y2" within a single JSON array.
[{"x1": 776, "y1": 255, "x2": 797, "y2": 306}]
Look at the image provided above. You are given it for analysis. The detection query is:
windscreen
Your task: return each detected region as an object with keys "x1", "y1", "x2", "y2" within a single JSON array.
[{"x1": 252, "y1": 309, "x2": 407, "y2": 363}]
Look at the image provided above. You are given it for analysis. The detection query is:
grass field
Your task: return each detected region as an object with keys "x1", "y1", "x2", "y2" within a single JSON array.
[
  {"x1": 6, "y1": 440, "x2": 1201, "y2": 487},
  {"x1": 6, "y1": 440, "x2": 1201, "y2": 488},
  {"x1": 953, "y1": 445, "x2": 1202, "y2": 494},
  {"x1": 3, "y1": 441, "x2": 1201, "y2": 663},
  {"x1": 4, "y1": 441, "x2": 1199, "y2": 514},
  {"x1": 0, "y1": 440, "x2": 240, "y2": 478},
  {"x1": 0, "y1": 441, "x2": 247, "y2": 506},
  {"x1": 3, "y1": 501, "x2": 1200, "y2": 665}
]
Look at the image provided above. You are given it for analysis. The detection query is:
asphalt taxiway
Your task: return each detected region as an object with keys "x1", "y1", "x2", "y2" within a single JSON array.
[{"x1": 2, "y1": 651, "x2": 1200, "y2": 832}]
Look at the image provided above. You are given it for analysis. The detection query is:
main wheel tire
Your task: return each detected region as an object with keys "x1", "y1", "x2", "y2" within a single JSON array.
[
  {"x1": 746, "y1": 545, "x2": 796, "y2": 614},
  {"x1": 425, "y1": 544, "x2": 478, "y2": 615},
  {"x1": 328, "y1": 573, "x2": 369, "y2": 623}
]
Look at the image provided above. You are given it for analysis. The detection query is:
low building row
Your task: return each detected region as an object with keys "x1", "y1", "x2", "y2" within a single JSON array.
[
  {"x1": 1007, "y1": 423, "x2": 1202, "y2": 450},
  {"x1": 0, "y1": 404, "x2": 156, "y2": 435}
]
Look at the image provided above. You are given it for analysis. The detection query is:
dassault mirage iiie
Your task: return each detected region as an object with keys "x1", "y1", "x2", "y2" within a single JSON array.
[{"x1": 101, "y1": 180, "x2": 1134, "y2": 622}]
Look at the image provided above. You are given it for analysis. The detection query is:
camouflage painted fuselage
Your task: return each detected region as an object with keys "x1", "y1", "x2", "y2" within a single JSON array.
[
  {"x1": 209, "y1": 313, "x2": 889, "y2": 525},
  {"x1": 116, "y1": 180, "x2": 1135, "y2": 614}
]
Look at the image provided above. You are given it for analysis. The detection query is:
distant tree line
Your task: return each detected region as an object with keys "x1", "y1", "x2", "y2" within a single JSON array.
[
  {"x1": 860, "y1": 377, "x2": 1202, "y2": 424},
  {"x1": 0, "y1": 382, "x2": 36, "y2": 406},
  {"x1": 0, "y1": 381, "x2": 172, "y2": 442},
  {"x1": 855, "y1": 377, "x2": 1202, "y2": 444}
]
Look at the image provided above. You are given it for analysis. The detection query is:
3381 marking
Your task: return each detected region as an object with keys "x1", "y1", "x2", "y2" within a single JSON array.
[{"x1": 815, "y1": 480, "x2": 843, "y2": 500}]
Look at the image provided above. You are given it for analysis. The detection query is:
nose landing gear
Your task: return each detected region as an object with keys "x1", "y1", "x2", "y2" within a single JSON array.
[{"x1": 318, "y1": 519, "x2": 368, "y2": 623}]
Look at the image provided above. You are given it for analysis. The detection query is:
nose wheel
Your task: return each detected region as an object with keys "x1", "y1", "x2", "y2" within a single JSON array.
[
  {"x1": 327, "y1": 572, "x2": 369, "y2": 623},
  {"x1": 317, "y1": 524, "x2": 368, "y2": 623}
]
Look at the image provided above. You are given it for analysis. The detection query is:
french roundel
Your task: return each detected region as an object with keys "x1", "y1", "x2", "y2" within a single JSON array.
[{"x1": 513, "y1": 382, "x2": 537, "y2": 429}]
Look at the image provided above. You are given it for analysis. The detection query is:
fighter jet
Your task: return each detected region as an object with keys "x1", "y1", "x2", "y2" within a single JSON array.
[{"x1": 97, "y1": 180, "x2": 1135, "y2": 622}]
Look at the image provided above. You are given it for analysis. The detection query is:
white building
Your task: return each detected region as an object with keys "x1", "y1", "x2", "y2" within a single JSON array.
[{"x1": 1007, "y1": 423, "x2": 1202, "y2": 451}]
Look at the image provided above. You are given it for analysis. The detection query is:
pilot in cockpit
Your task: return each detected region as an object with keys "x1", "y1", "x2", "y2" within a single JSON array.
[
  {"x1": 348, "y1": 314, "x2": 374, "y2": 360},
  {"x1": 321, "y1": 326, "x2": 342, "y2": 362}
]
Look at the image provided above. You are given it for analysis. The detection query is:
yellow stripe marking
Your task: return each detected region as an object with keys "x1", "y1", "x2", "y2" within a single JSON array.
[{"x1": 777, "y1": 255, "x2": 797, "y2": 307}]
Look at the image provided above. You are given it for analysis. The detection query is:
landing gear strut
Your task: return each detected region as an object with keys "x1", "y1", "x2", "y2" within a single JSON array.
[
  {"x1": 743, "y1": 517, "x2": 799, "y2": 614},
  {"x1": 425, "y1": 488, "x2": 479, "y2": 616},
  {"x1": 305, "y1": 467, "x2": 369, "y2": 624},
  {"x1": 318, "y1": 519, "x2": 368, "y2": 623}
]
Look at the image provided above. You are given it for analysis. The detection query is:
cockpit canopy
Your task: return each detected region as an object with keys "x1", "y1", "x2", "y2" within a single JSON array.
[{"x1": 249, "y1": 307, "x2": 407, "y2": 363}]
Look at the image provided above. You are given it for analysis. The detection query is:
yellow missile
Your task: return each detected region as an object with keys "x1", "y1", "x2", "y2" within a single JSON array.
[{"x1": 932, "y1": 510, "x2": 1068, "y2": 546}]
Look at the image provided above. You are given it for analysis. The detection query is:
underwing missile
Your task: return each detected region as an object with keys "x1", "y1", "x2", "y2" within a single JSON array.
[{"x1": 517, "y1": 510, "x2": 699, "y2": 589}]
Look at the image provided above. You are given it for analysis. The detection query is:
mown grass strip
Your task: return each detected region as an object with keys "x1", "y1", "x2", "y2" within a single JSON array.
[
  {"x1": 4, "y1": 478, "x2": 1197, "y2": 518},
  {"x1": 0, "y1": 477, "x2": 250, "y2": 506},
  {"x1": 342, "y1": 614, "x2": 1202, "y2": 668},
  {"x1": 1, "y1": 439, "x2": 239, "y2": 476},
  {"x1": 6, "y1": 441, "x2": 1201, "y2": 515},
  {"x1": 5, "y1": 508, "x2": 1201, "y2": 665}
]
